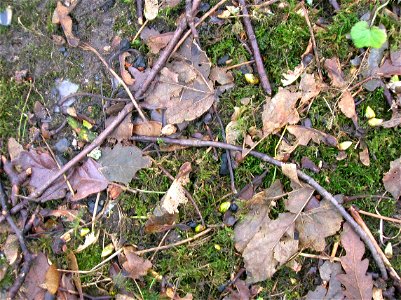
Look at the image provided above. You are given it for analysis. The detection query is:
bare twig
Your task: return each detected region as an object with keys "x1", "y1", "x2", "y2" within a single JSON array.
[
  {"x1": 349, "y1": 206, "x2": 400, "y2": 289},
  {"x1": 301, "y1": 2, "x2": 323, "y2": 81},
  {"x1": 224, "y1": 60, "x2": 255, "y2": 71},
  {"x1": 213, "y1": 105, "x2": 237, "y2": 194},
  {"x1": 79, "y1": 42, "x2": 148, "y2": 123},
  {"x1": 328, "y1": 0, "x2": 340, "y2": 11},
  {"x1": 238, "y1": 0, "x2": 272, "y2": 95},
  {"x1": 0, "y1": 175, "x2": 33, "y2": 299},
  {"x1": 131, "y1": 135, "x2": 388, "y2": 279},
  {"x1": 357, "y1": 209, "x2": 401, "y2": 225},
  {"x1": 136, "y1": 0, "x2": 143, "y2": 25},
  {"x1": 186, "y1": 0, "x2": 199, "y2": 43},
  {"x1": 299, "y1": 252, "x2": 341, "y2": 262}
]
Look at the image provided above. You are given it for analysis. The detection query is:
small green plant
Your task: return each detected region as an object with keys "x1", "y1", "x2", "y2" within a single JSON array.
[{"x1": 350, "y1": 21, "x2": 387, "y2": 48}]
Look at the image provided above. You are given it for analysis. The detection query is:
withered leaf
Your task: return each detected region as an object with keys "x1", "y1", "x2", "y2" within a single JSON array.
[
  {"x1": 140, "y1": 27, "x2": 174, "y2": 54},
  {"x1": 262, "y1": 88, "x2": 301, "y2": 136},
  {"x1": 161, "y1": 162, "x2": 191, "y2": 214},
  {"x1": 222, "y1": 280, "x2": 251, "y2": 300},
  {"x1": 132, "y1": 120, "x2": 162, "y2": 136},
  {"x1": 52, "y1": 1, "x2": 79, "y2": 47},
  {"x1": 359, "y1": 146, "x2": 370, "y2": 166},
  {"x1": 210, "y1": 67, "x2": 234, "y2": 85},
  {"x1": 122, "y1": 246, "x2": 152, "y2": 280},
  {"x1": 119, "y1": 52, "x2": 135, "y2": 85},
  {"x1": 324, "y1": 57, "x2": 346, "y2": 88},
  {"x1": 105, "y1": 114, "x2": 133, "y2": 141},
  {"x1": 295, "y1": 199, "x2": 342, "y2": 252},
  {"x1": 282, "y1": 163, "x2": 301, "y2": 186},
  {"x1": 67, "y1": 251, "x2": 83, "y2": 300},
  {"x1": 306, "y1": 261, "x2": 344, "y2": 300},
  {"x1": 276, "y1": 125, "x2": 338, "y2": 160},
  {"x1": 383, "y1": 157, "x2": 401, "y2": 199},
  {"x1": 144, "y1": 206, "x2": 178, "y2": 234},
  {"x1": 338, "y1": 90, "x2": 358, "y2": 124},
  {"x1": 337, "y1": 223, "x2": 373, "y2": 300},
  {"x1": 8, "y1": 138, "x2": 24, "y2": 160},
  {"x1": 377, "y1": 58, "x2": 401, "y2": 77},
  {"x1": 299, "y1": 73, "x2": 321, "y2": 107},
  {"x1": 284, "y1": 186, "x2": 315, "y2": 214},
  {"x1": 143, "y1": 37, "x2": 216, "y2": 124},
  {"x1": 4, "y1": 234, "x2": 19, "y2": 265},
  {"x1": 234, "y1": 180, "x2": 284, "y2": 253},
  {"x1": 99, "y1": 144, "x2": 151, "y2": 185},
  {"x1": 20, "y1": 252, "x2": 49, "y2": 300},
  {"x1": 57, "y1": 274, "x2": 78, "y2": 300},
  {"x1": 44, "y1": 264, "x2": 60, "y2": 295},
  {"x1": 381, "y1": 110, "x2": 401, "y2": 128},
  {"x1": 69, "y1": 159, "x2": 108, "y2": 201},
  {"x1": 144, "y1": 0, "x2": 159, "y2": 21}
]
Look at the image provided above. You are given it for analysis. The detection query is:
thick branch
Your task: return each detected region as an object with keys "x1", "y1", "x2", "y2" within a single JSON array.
[
  {"x1": 131, "y1": 135, "x2": 388, "y2": 279},
  {"x1": 238, "y1": 0, "x2": 272, "y2": 95}
]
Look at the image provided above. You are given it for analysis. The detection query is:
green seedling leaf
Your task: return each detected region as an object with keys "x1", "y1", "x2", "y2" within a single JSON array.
[{"x1": 350, "y1": 21, "x2": 387, "y2": 49}]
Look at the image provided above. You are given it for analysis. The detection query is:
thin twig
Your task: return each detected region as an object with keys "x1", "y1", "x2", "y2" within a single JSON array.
[
  {"x1": 136, "y1": 0, "x2": 143, "y2": 25},
  {"x1": 328, "y1": 0, "x2": 340, "y2": 11},
  {"x1": 213, "y1": 105, "x2": 237, "y2": 194},
  {"x1": 186, "y1": 0, "x2": 199, "y2": 43},
  {"x1": 0, "y1": 175, "x2": 33, "y2": 299},
  {"x1": 131, "y1": 135, "x2": 388, "y2": 279},
  {"x1": 224, "y1": 60, "x2": 255, "y2": 71},
  {"x1": 238, "y1": 0, "x2": 272, "y2": 95},
  {"x1": 299, "y1": 252, "x2": 341, "y2": 262},
  {"x1": 79, "y1": 42, "x2": 148, "y2": 123},
  {"x1": 357, "y1": 209, "x2": 401, "y2": 225},
  {"x1": 301, "y1": 2, "x2": 323, "y2": 81}
]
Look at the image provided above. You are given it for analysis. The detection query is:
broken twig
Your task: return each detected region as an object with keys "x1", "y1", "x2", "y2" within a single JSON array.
[
  {"x1": 131, "y1": 135, "x2": 388, "y2": 280},
  {"x1": 238, "y1": 0, "x2": 272, "y2": 95}
]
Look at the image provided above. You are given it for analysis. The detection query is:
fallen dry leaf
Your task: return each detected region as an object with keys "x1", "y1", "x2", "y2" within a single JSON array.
[
  {"x1": 143, "y1": 37, "x2": 216, "y2": 124},
  {"x1": 324, "y1": 57, "x2": 346, "y2": 88},
  {"x1": 381, "y1": 110, "x2": 401, "y2": 128},
  {"x1": 57, "y1": 274, "x2": 78, "y2": 300},
  {"x1": 161, "y1": 162, "x2": 191, "y2": 214},
  {"x1": 4, "y1": 234, "x2": 19, "y2": 265},
  {"x1": 140, "y1": 27, "x2": 175, "y2": 54},
  {"x1": 122, "y1": 246, "x2": 152, "y2": 280},
  {"x1": 282, "y1": 163, "x2": 301, "y2": 186},
  {"x1": 284, "y1": 186, "x2": 315, "y2": 213},
  {"x1": 52, "y1": 1, "x2": 79, "y2": 47},
  {"x1": 144, "y1": 207, "x2": 178, "y2": 233},
  {"x1": 44, "y1": 264, "x2": 60, "y2": 295},
  {"x1": 67, "y1": 251, "x2": 83, "y2": 300},
  {"x1": 119, "y1": 52, "x2": 135, "y2": 85},
  {"x1": 337, "y1": 223, "x2": 373, "y2": 300},
  {"x1": 8, "y1": 137, "x2": 24, "y2": 160},
  {"x1": 383, "y1": 157, "x2": 401, "y2": 199},
  {"x1": 338, "y1": 90, "x2": 358, "y2": 125},
  {"x1": 359, "y1": 145, "x2": 370, "y2": 166},
  {"x1": 210, "y1": 67, "x2": 234, "y2": 85},
  {"x1": 222, "y1": 280, "x2": 251, "y2": 300},
  {"x1": 306, "y1": 261, "x2": 344, "y2": 300},
  {"x1": 132, "y1": 120, "x2": 162, "y2": 136},
  {"x1": 299, "y1": 73, "x2": 321, "y2": 107},
  {"x1": 105, "y1": 114, "x2": 133, "y2": 141},
  {"x1": 69, "y1": 158, "x2": 108, "y2": 201},
  {"x1": 262, "y1": 88, "x2": 301, "y2": 136},
  {"x1": 294, "y1": 199, "x2": 342, "y2": 251},
  {"x1": 98, "y1": 144, "x2": 151, "y2": 185},
  {"x1": 276, "y1": 125, "x2": 338, "y2": 160},
  {"x1": 20, "y1": 252, "x2": 49, "y2": 300},
  {"x1": 76, "y1": 231, "x2": 99, "y2": 253},
  {"x1": 144, "y1": 0, "x2": 159, "y2": 21}
]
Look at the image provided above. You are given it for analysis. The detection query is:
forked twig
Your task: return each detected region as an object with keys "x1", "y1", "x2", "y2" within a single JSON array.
[
  {"x1": 238, "y1": 0, "x2": 272, "y2": 95},
  {"x1": 131, "y1": 135, "x2": 388, "y2": 280}
]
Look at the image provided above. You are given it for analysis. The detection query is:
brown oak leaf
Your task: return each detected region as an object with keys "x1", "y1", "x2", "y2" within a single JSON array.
[
  {"x1": 383, "y1": 157, "x2": 401, "y2": 199},
  {"x1": 122, "y1": 246, "x2": 152, "y2": 280}
]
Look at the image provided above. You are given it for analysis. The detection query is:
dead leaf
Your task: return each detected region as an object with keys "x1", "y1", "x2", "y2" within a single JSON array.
[
  {"x1": 67, "y1": 251, "x2": 83, "y2": 300},
  {"x1": 143, "y1": 37, "x2": 216, "y2": 124},
  {"x1": 98, "y1": 144, "x2": 151, "y2": 185},
  {"x1": 381, "y1": 110, "x2": 401, "y2": 128},
  {"x1": 294, "y1": 199, "x2": 342, "y2": 251},
  {"x1": 57, "y1": 274, "x2": 78, "y2": 300},
  {"x1": 4, "y1": 234, "x2": 19, "y2": 265},
  {"x1": 262, "y1": 88, "x2": 301, "y2": 136},
  {"x1": 76, "y1": 231, "x2": 99, "y2": 252},
  {"x1": 282, "y1": 163, "x2": 301, "y2": 186},
  {"x1": 164, "y1": 287, "x2": 193, "y2": 300},
  {"x1": 359, "y1": 146, "x2": 370, "y2": 166},
  {"x1": 144, "y1": 0, "x2": 158, "y2": 21},
  {"x1": 210, "y1": 67, "x2": 234, "y2": 85},
  {"x1": 306, "y1": 261, "x2": 344, "y2": 300},
  {"x1": 383, "y1": 157, "x2": 401, "y2": 199},
  {"x1": 284, "y1": 186, "x2": 314, "y2": 214},
  {"x1": 299, "y1": 73, "x2": 321, "y2": 107},
  {"x1": 122, "y1": 246, "x2": 152, "y2": 280},
  {"x1": 324, "y1": 57, "x2": 346, "y2": 88},
  {"x1": 377, "y1": 58, "x2": 401, "y2": 77},
  {"x1": 44, "y1": 264, "x2": 60, "y2": 295},
  {"x1": 338, "y1": 90, "x2": 358, "y2": 124},
  {"x1": 337, "y1": 223, "x2": 373, "y2": 300},
  {"x1": 144, "y1": 206, "x2": 178, "y2": 233},
  {"x1": 222, "y1": 280, "x2": 251, "y2": 300},
  {"x1": 161, "y1": 162, "x2": 191, "y2": 214},
  {"x1": 52, "y1": 1, "x2": 80, "y2": 47},
  {"x1": 276, "y1": 125, "x2": 338, "y2": 159},
  {"x1": 132, "y1": 120, "x2": 162, "y2": 136},
  {"x1": 105, "y1": 114, "x2": 133, "y2": 141},
  {"x1": 69, "y1": 159, "x2": 108, "y2": 201},
  {"x1": 8, "y1": 138, "x2": 24, "y2": 160},
  {"x1": 301, "y1": 157, "x2": 320, "y2": 173},
  {"x1": 281, "y1": 65, "x2": 304, "y2": 86},
  {"x1": 234, "y1": 180, "x2": 284, "y2": 252},
  {"x1": 140, "y1": 27, "x2": 174, "y2": 54},
  {"x1": 119, "y1": 52, "x2": 135, "y2": 85},
  {"x1": 20, "y1": 252, "x2": 49, "y2": 299}
]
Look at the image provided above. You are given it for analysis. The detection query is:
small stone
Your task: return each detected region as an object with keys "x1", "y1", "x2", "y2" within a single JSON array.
[{"x1": 54, "y1": 138, "x2": 70, "y2": 153}]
